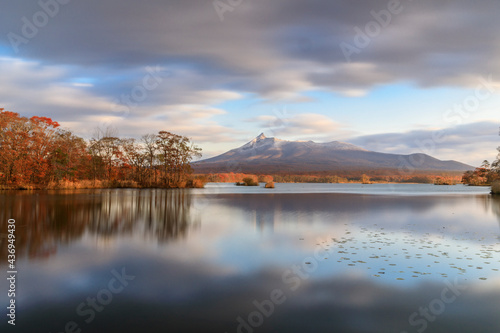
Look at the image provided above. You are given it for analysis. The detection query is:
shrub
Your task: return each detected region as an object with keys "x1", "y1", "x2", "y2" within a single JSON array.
[
  {"x1": 265, "y1": 182, "x2": 275, "y2": 188},
  {"x1": 242, "y1": 177, "x2": 259, "y2": 186}
]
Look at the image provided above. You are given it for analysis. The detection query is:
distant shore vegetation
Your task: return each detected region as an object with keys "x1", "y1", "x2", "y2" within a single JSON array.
[
  {"x1": 0, "y1": 109, "x2": 204, "y2": 190},
  {"x1": 201, "y1": 172, "x2": 464, "y2": 185},
  {"x1": 236, "y1": 176, "x2": 260, "y2": 186},
  {"x1": 461, "y1": 147, "x2": 500, "y2": 187}
]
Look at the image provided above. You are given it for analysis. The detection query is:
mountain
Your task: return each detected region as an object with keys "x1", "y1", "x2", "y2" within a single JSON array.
[{"x1": 192, "y1": 133, "x2": 473, "y2": 174}]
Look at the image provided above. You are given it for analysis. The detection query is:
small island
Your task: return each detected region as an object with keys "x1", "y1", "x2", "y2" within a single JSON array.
[{"x1": 235, "y1": 176, "x2": 274, "y2": 188}]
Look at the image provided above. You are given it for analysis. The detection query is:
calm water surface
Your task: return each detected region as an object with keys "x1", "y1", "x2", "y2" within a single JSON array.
[{"x1": 1, "y1": 183, "x2": 499, "y2": 332}]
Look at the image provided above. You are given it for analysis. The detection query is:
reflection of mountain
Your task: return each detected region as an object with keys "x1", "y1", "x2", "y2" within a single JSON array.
[
  {"x1": 214, "y1": 192, "x2": 439, "y2": 213},
  {"x1": 204, "y1": 192, "x2": 500, "y2": 241},
  {"x1": 209, "y1": 192, "x2": 440, "y2": 230},
  {"x1": 0, "y1": 189, "x2": 198, "y2": 261}
]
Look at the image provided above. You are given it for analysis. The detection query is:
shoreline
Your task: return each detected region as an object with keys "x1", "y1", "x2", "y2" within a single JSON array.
[{"x1": 0, "y1": 181, "x2": 473, "y2": 191}]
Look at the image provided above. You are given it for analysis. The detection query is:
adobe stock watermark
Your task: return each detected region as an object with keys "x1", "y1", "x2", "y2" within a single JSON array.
[
  {"x1": 400, "y1": 277, "x2": 468, "y2": 333},
  {"x1": 111, "y1": 66, "x2": 170, "y2": 117},
  {"x1": 49, "y1": 267, "x2": 135, "y2": 333},
  {"x1": 7, "y1": 0, "x2": 72, "y2": 54},
  {"x1": 398, "y1": 74, "x2": 497, "y2": 175},
  {"x1": 213, "y1": 0, "x2": 244, "y2": 22},
  {"x1": 226, "y1": 237, "x2": 334, "y2": 333},
  {"x1": 340, "y1": 0, "x2": 410, "y2": 62}
]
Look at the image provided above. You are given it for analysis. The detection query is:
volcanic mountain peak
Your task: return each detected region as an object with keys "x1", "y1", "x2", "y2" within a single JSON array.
[
  {"x1": 256, "y1": 133, "x2": 266, "y2": 140},
  {"x1": 193, "y1": 133, "x2": 473, "y2": 173},
  {"x1": 239, "y1": 133, "x2": 367, "y2": 152},
  {"x1": 240, "y1": 133, "x2": 285, "y2": 150}
]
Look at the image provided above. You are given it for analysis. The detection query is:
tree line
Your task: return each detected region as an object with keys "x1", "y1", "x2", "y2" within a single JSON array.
[
  {"x1": 203, "y1": 172, "x2": 464, "y2": 184},
  {"x1": 0, "y1": 109, "x2": 202, "y2": 189}
]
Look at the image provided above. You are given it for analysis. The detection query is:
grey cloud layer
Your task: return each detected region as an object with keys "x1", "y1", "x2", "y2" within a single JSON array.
[
  {"x1": 350, "y1": 121, "x2": 500, "y2": 165},
  {"x1": 1, "y1": 0, "x2": 499, "y2": 154},
  {"x1": 2, "y1": 0, "x2": 500, "y2": 97}
]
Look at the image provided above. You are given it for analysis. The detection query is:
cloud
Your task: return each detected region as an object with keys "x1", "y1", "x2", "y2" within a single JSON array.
[
  {"x1": 1, "y1": 0, "x2": 500, "y2": 156},
  {"x1": 247, "y1": 112, "x2": 354, "y2": 141},
  {"x1": 2, "y1": 0, "x2": 500, "y2": 100},
  {"x1": 14, "y1": 257, "x2": 500, "y2": 333},
  {"x1": 0, "y1": 57, "x2": 240, "y2": 143},
  {"x1": 349, "y1": 121, "x2": 500, "y2": 165}
]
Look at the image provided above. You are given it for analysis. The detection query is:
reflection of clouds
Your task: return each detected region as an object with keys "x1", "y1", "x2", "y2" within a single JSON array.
[
  {"x1": 3, "y1": 190, "x2": 500, "y2": 332},
  {"x1": 9, "y1": 254, "x2": 500, "y2": 333},
  {"x1": 194, "y1": 193, "x2": 500, "y2": 283}
]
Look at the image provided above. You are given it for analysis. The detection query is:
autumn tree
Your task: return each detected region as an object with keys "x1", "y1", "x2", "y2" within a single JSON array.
[
  {"x1": 492, "y1": 147, "x2": 500, "y2": 171},
  {"x1": 49, "y1": 129, "x2": 89, "y2": 182},
  {"x1": 0, "y1": 110, "x2": 25, "y2": 184},
  {"x1": 141, "y1": 133, "x2": 158, "y2": 185},
  {"x1": 120, "y1": 138, "x2": 148, "y2": 183},
  {"x1": 88, "y1": 127, "x2": 123, "y2": 181},
  {"x1": 462, "y1": 150, "x2": 500, "y2": 185},
  {"x1": 1, "y1": 109, "x2": 203, "y2": 188},
  {"x1": 0, "y1": 110, "x2": 68, "y2": 186},
  {"x1": 156, "y1": 131, "x2": 201, "y2": 187}
]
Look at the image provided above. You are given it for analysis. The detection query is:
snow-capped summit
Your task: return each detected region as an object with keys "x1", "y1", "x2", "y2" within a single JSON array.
[
  {"x1": 256, "y1": 133, "x2": 266, "y2": 141},
  {"x1": 240, "y1": 133, "x2": 286, "y2": 151}
]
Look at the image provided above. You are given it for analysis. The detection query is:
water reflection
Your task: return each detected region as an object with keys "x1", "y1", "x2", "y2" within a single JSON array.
[
  {"x1": 2, "y1": 190, "x2": 500, "y2": 262},
  {"x1": 481, "y1": 195, "x2": 500, "y2": 239},
  {"x1": 202, "y1": 193, "x2": 500, "y2": 239},
  {"x1": 7, "y1": 253, "x2": 500, "y2": 333},
  {"x1": 0, "y1": 189, "x2": 198, "y2": 261},
  {"x1": 1, "y1": 188, "x2": 500, "y2": 332}
]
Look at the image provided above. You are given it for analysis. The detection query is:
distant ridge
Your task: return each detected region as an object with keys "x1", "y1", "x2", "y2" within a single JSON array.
[{"x1": 193, "y1": 133, "x2": 473, "y2": 174}]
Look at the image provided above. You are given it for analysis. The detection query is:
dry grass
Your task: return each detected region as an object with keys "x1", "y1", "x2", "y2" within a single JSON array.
[
  {"x1": 5, "y1": 176, "x2": 204, "y2": 190},
  {"x1": 46, "y1": 179, "x2": 139, "y2": 189},
  {"x1": 47, "y1": 180, "x2": 102, "y2": 189}
]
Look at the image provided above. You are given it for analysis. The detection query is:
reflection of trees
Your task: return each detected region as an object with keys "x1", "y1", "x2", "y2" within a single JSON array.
[
  {"x1": 0, "y1": 189, "x2": 198, "y2": 261},
  {"x1": 486, "y1": 196, "x2": 500, "y2": 228},
  {"x1": 477, "y1": 195, "x2": 500, "y2": 238}
]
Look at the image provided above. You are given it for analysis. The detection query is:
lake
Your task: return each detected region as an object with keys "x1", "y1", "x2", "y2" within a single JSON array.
[{"x1": 1, "y1": 183, "x2": 499, "y2": 332}]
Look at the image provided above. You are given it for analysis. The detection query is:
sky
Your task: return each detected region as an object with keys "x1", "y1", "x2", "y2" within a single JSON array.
[{"x1": 1, "y1": 0, "x2": 500, "y2": 166}]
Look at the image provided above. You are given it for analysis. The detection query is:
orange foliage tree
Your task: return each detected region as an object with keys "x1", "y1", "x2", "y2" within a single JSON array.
[
  {"x1": 1, "y1": 109, "x2": 202, "y2": 188},
  {"x1": 0, "y1": 110, "x2": 73, "y2": 186}
]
